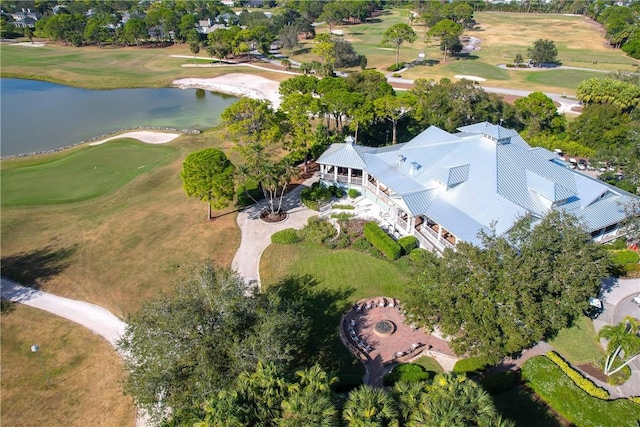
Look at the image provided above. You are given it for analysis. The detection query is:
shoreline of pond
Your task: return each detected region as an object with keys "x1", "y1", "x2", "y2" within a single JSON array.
[{"x1": 0, "y1": 126, "x2": 201, "y2": 160}]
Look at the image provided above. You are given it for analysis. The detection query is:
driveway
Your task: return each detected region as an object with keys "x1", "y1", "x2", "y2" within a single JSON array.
[{"x1": 592, "y1": 277, "x2": 640, "y2": 398}]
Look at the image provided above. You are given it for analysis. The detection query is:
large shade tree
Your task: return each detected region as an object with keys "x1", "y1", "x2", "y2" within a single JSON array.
[
  {"x1": 382, "y1": 23, "x2": 417, "y2": 68},
  {"x1": 181, "y1": 148, "x2": 236, "y2": 220},
  {"x1": 527, "y1": 39, "x2": 558, "y2": 66},
  {"x1": 405, "y1": 211, "x2": 612, "y2": 362},
  {"x1": 118, "y1": 264, "x2": 310, "y2": 425},
  {"x1": 427, "y1": 19, "x2": 463, "y2": 62}
]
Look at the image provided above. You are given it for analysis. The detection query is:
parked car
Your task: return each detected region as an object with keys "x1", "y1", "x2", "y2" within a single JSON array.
[
  {"x1": 584, "y1": 297, "x2": 603, "y2": 319},
  {"x1": 633, "y1": 293, "x2": 640, "y2": 306}
]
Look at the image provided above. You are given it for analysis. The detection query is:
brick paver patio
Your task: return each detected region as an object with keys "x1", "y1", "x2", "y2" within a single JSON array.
[{"x1": 341, "y1": 297, "x2": 457, "y2": 387}]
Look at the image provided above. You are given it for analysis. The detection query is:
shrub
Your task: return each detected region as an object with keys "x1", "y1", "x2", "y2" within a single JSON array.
[
  {"x1": 271, "y1": 228, "x2": 301, "y2": 244},
  {"x1": 330, "y1": 185, "x2": 344, "y2": 198},
  {"x1": 630, "y1": 396, "x2": 640, "y2": 404},
  {"x1": 452, "y1": 357, "x2": 490, "y2": 374},
  {"x1": 383, "y1": 363, "x2": 432, "y2": 386},
  {"x1": 609, "y1": 249, "x2": 640, "y2": 266},
  {"x1": 352, "y1": 236, "x2": 373, "y2": 253},
  {"x1": 606, "y1": 239, "x2": 627, "y2": 250},
  {"x1": 546, "y1": 351, "x2": 609, "y2": 399},
  {"x1": 480, "y1": 371, "x2": 519, "y2": 394},
  {"x1": 297, "y1": 216, "x2": 336, "y2": 244},
  {"x1": 408, "y1": 248, "x2": 433, "y2": 263},
  {"x1": 397, "y1": 236, "x2": 419, "y2": 255},
  {"x1": 386, "y1": 62, "x2": 405, "y2": 72},
  {"x1": 332, "y1": 204, "x2": 354, "y2": 210},
  {"x1": 331, "y1": 212, "x2": 354, "y2": 221},
  {"x1": 364, "y1": 222, "x2": 402, "y2": 260},
  {"x1": 301, "y1": 182, "x2": 333, "y2": 211},
  {"x1": 347, "y1": 188, "x2": 361, "y2": 199}
]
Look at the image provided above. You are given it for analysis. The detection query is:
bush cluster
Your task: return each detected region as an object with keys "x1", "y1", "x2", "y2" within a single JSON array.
[
  {"x1": 383, "y1": 363, "x2": 432, "y2": 386},
  {"x1": 300, "y1": 182, "x2": 333, "y2": 211},
  {"x1": 297, "y1": 216, "x2": 336, "y2": 244},
  {"x1": 452, "y1": 357, "x2": 490, "y2": 374},
  {"x1": 397, "y1": 236, "x2": 419, "y2": 255},
  {"x1": 386, "y1": 62, "x2": 406, "y2": 72},
  {"x1": 347, "y1": 188, "x2": 361, "y2": 199},
  {"x1": 606, "y1": 239, "x2": 627, "y2": 250},
  {"x1": 546, "y1": 351, "x2": 609, "y2": 399},
  {"x1": 332, "y1": 204, "x2": 355, "y2": 210},
  {"x1": 331, "y1": 212, "x2": 354, "y2": 221},
  {"x1": 364, "y1": 222, "x2": 402, "y2": 260},
  {"x1": 609, "y1": 249, "x2": 640, "y2": 266},
  {"x1": 271, "y1": 228, "x2": 301, "y2": 244}
]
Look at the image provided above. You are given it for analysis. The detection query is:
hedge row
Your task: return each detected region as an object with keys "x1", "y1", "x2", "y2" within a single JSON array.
[
  {"x1": 546, "y1": 351, "x2": 609, "y2": 399},
  {"x1": 609, "y1": 249, "x2": 640, "y2": 265},
  {"x1": 364, "y1": 222, "x2": 402, "y2": 260},
  {"x1": 397, "y1": 235, "x2": 419, "y2": 255}
]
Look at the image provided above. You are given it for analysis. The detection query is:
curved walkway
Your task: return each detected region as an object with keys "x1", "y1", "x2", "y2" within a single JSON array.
[{"x1": 231, "y1": 175, "x2": 319, "y2": 285}]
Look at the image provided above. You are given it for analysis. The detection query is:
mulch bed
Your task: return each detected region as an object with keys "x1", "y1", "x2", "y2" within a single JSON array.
[{"x1": 578, "y1": 363, "x2": 608, "y2": 382}]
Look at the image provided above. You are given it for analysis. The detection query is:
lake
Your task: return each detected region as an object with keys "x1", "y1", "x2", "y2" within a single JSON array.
[{"x1": 0, "y1": 78, "x2": 238, "y2": 157}]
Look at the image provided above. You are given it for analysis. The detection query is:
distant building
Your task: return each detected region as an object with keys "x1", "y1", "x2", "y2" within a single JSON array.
[
  {"x1": 317, "y1": 122, "x2": 637, "y2": 253},
  {"x1": 10, "y1": 8, "x2": 41, "y2": 28}
]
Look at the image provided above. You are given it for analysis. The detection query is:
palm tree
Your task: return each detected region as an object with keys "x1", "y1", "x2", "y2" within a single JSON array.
[
  {"x1": 423, "y1": 373, "x2": 499, "y2": 426},
  {"x1": 342, "y1": 385, "x2": 399, "y2": 427},
  {"x1": 278, "y1": 391, "x2": 338, "y2": 427},
  {"x1": 598, "y1": 315, "x2": 640, "y2": 375},
  {"x1": 237, "y1": 361, "x2": 288, "y2": 423},
  {"x1": 392, "y1": 381, "x2": 426, "y2": 427}
]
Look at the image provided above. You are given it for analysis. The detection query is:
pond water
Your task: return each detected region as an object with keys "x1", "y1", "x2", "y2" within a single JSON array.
[{"x1": 0, "y1": 78, "x2": 238, "y2": 157}]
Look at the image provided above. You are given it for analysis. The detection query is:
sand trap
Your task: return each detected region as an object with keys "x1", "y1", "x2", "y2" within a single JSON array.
[
  {"x1": 89, "y1": 131, "x2": 180, "y2": 146},
  {"x1": 8, "y1": 41, "x2": 46, "y2": 47},
  {"x1": 173, "y1": 73, "x2": 281, "y2": 109},
  {"x1": 454, "y1": 75, "x2": 486, "y2": 82}
]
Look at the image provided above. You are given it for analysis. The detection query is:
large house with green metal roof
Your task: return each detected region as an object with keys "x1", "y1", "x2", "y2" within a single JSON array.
[{"x1": 316, "y1": 122, "x2": 637, "y2": 253}]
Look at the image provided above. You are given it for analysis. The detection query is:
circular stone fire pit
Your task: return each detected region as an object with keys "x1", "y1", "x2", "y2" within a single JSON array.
[{"x1": 373, "y1": 320, "x2": 396, "y2": 337}]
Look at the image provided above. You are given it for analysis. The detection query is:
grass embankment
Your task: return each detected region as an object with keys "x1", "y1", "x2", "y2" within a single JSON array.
[
  {"x1": 0, "y1": 129, "x2": 241, "y2": 317},
  {"x1": 522, "y1": 356, "x2": 640, "y2": 427},
  {"x1": 1, "y1": 304, "x2": 136, "y2": 426},
  {"x1": 548, "y1": 316, "x2": 605, "y2": 364}
]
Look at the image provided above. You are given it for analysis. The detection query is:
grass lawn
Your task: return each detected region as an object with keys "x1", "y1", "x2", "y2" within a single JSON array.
[
  {"x1": 412, "y1": 356, "x2": 444, "y2": 374},
  {"x1": 521, "y1": 356, "x2": 640, "y2": 427},
  {"x1": 261, "y1": 242, "x2": 409, "y2": 386},
  {"x1": 548, "y1": 316, "x2": 605, "y2": 365},
  {"x1": 260, "y1": 242, "x2": 409, "y2": 302},
  {"x1": 1, "y1": 304, "x2": 135, "y2": 426},
  {"x1": 0, "y1": 129, "x2": 241, "y2": 317},
  {"x1": 0, "y1": 42, "x2": 291, "y2": 89},
  {"x1": 1, "y1": 140, "x2": 177, "y2": 206}
]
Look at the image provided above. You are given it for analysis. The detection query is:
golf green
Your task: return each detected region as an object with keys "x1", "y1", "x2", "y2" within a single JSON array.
[{"x1": 1, "y1": 140, "x2": 178, "y2": 206}]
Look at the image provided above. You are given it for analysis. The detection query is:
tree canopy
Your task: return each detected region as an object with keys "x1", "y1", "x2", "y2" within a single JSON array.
[
  {"x1": 527, "y1": 39, "x2": 558, "y2": 66},
  {"x1": 181, "y1": 148, "x2": 236, "y2": 220},
  {"x1": 405, "y1": 211, "x2": 611, "y2": 363},
  {"x1": 381, "y1": 23, "x2": 417, "y2": 68},
  {"x1": 118, "y1": 264, "x2": 310, "y2": 425},
  {"x1": 427, "y1": 19, "x2": 464, "y2": 62}
]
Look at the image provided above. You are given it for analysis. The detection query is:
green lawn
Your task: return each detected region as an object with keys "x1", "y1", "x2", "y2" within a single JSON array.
[
  {"x1": 412, "y1": 356, "x2": 444, "y2": 374},
  {"x1": 261, "y1": 242, "x2": 410, "y2": 388},
  {"x1": 548, "y1": 316, "x2": 605, "y2": 365},
  {"x1": 1, "y1": 140, "x2": 178, "y2": 206},
  {"x1": 524, "y1": 68, "x2": 609, "y2": 89},
  {"x1": 521, "y1": 356, "x2": 640, "y2": 427},
  {"x1": 261, "y1": 242, "x2": 409, "y2": 302}
]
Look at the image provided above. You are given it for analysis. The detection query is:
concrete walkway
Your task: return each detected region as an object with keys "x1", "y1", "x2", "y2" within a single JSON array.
[
  {"x1": 1, "y1": 278, "x2": 125, "y2": 347},
  {"x1": 232, "y1": 174, "x2": 318, "y2": 285}
]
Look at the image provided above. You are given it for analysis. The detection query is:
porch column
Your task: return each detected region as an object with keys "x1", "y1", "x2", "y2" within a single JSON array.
[
  {"x1": 348, "y1": 167, "x2": 352, "y2": 184},
  {"x1": 407, "y1": 215, "x2": 413, "y2": 233},
  {"x1": 320, "y1": 164, "x2": 325, "y2": 179},
  {"x1": 334, "y1": 166, "x2": 338, "y2": 181}
]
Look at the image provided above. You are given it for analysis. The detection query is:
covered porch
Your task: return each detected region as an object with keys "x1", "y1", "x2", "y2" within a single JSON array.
[{"x1": 319, "y1": 164, "x2": 363, "y2": 186}]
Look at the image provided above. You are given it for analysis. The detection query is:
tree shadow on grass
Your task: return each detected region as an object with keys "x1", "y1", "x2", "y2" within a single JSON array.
[
  {"x1": 1, "y1": 245, "x2": 77, "y2": 289},
  {"x1": 493, "y1": 384, "x2": 568, "y2": 427},
  {"x1": 270, "y1": 274, "x2": 365, "y2": 390}
]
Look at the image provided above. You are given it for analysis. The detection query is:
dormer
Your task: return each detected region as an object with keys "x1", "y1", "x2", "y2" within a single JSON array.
[{"x1": 447, "y1": 164, "x2": 470, "y2": 189}]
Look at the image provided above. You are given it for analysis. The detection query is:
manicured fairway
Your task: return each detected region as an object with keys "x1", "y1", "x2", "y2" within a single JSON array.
[{"x1": 1, "y1": 140, "x2": 178, "y2": 206}]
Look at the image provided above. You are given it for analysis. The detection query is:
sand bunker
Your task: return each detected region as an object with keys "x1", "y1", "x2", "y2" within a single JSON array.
[
  {"x1": 454, "y1": 75, "x2": 487, "y2": 82},
  {"x1": 173, "y1": 73, "x2": 281, "y2": 109},
  {"x1": 89, "y1": 131, "x2": 180, "y2": 146}
]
